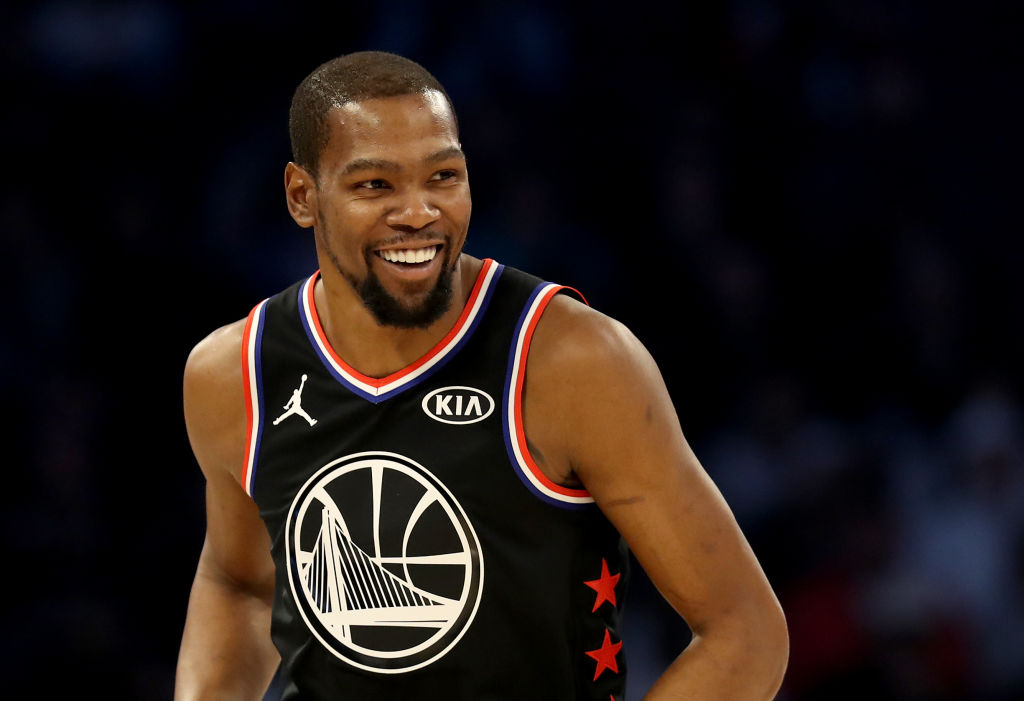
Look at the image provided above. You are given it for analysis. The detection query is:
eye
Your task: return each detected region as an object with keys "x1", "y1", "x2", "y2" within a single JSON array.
[
  {"x1": 358, "y1": 179, "x2": 390, "y2": 190},
  {"x1": 430, "y1": 169, "x2": 458, "y2": 182}
]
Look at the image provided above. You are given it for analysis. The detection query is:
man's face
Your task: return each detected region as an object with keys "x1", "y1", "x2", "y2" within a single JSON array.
[{"x1": 308, "y1": 90, "x2": 471, "y2": 328}]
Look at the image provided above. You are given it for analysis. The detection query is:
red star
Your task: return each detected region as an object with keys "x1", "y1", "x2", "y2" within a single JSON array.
[
  {"x1": 584, "y1": 558, "x2": 620, "y2": 612},
  {"x1": 585, "y1": 628, "x2": 623, "y2": 681}
]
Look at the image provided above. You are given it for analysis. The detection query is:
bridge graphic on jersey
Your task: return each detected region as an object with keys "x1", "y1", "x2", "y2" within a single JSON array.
[{"x1": 299, "y1": 504, "x2": 465, "y2": 637}]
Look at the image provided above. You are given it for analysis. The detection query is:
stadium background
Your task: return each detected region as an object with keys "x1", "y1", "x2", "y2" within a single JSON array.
[{"x1": 2, "y1": 1, "x2": 1021, "y2": 698}]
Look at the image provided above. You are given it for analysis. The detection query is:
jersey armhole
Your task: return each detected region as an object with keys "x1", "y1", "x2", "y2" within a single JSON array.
[
  {"x1": 240, "y1": 299, "x2": 269, "y2": 499},
  {"x1": 503, "y1": 283, "x2": 596, "y2": 509}
]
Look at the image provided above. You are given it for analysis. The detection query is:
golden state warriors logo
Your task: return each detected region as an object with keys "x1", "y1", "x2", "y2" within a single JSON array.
[{"x1": 285, "y1": 451, "x2": 484, "y2": 673}]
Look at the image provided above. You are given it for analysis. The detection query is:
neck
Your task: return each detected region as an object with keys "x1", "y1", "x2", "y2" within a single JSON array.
[{"x1": 314, "y1": 254, "x2": 483, "y2": 378}]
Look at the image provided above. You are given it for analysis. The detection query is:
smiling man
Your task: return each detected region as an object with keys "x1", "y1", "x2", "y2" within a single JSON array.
[{"x1": 175, "y1": 52, "x2": 788, "y2": 701}]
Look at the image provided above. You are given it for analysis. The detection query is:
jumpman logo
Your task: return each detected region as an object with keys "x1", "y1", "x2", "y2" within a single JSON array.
[{"x1": 273, "y1": 374, "x2": 318, "y2": 427}]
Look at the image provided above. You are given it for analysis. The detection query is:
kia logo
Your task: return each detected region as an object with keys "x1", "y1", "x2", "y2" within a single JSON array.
[{"x1": 422, "y1": 386, "x2": 495, "y2": 425}]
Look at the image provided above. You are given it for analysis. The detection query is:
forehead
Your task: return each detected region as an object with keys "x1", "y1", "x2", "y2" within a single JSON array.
[{"x1": 321, "y1": 91, "x2": 459, "y2": 168}]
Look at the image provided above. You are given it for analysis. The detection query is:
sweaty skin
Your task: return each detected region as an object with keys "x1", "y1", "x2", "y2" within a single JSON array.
[{"x1": 175, "y1": 92, "x2": 788, "y2": 700}]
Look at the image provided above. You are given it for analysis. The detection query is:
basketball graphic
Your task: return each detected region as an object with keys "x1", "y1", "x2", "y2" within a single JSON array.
[{"x1": 285, "y1": 451, "x2": 484, "y2": 673}]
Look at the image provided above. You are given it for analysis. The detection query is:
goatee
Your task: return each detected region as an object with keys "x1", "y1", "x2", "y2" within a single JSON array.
[{"x1": 355, "y1": 259, "x2": 455, "y2": 329}]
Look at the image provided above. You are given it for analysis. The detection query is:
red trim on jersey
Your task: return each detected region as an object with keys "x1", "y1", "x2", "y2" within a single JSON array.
[
  {"x1": 240, "y1": 303, "x2": 259, "y2": 492},
  {"x1": 304, "y1": 259, "x2": 496, "y2": 388},
  {"x1": 513, "y1": 285, "x2": 591, "y2": 499},
  {"x1": 562, "y1": 285, "x2": 588, "y2": 306}
]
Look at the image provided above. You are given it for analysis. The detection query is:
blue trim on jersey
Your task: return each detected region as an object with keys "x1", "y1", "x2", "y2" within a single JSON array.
[
  {"x1": 502, "y1": 282, "x2": 594, "y2": 511},
  {"x1": 300, "y1": 264, "x2": 505, "y2": 404}
]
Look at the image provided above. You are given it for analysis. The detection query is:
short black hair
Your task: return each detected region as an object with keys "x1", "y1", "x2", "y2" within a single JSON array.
[{"x1": 289, "y1": 51, "x2": 456, "y2": 177}]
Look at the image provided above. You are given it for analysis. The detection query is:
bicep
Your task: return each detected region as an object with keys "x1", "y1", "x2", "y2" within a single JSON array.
[
  {"x1": 199, "y1": 462, "x2": 275, "y2": 597},
  {"x1": 587, "y1": 428, "x2": 769, "y2": 633}
]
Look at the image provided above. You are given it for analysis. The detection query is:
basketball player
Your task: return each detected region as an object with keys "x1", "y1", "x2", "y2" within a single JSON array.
[{"x1": 175, "y1": 52, "x2": 788, "y2": 700}]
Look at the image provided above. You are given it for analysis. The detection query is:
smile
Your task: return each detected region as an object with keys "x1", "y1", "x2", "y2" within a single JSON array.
[{"x1": 375, "y1": 245, "x2": 441, "y2": 265}]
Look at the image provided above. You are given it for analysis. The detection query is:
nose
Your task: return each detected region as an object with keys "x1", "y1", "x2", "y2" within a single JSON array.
[{"x1": 386, "y1": 191, "x2": 441, "y2": 231}]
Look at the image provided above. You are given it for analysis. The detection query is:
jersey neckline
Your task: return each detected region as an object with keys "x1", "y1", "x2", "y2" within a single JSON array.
[{"x1": 298, "y1": 258, "x2": 503, "y2": 403}]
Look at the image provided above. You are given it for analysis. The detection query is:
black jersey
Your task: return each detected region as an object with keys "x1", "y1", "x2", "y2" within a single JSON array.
[{"x1": 240, "y1": 259, "x2": 630, "y2": 700}]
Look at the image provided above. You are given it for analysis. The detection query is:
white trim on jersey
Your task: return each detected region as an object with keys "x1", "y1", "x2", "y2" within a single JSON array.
[
  {"x1": 506, "y1": 283, "x2": 595, "y2": 506},
  {"x1": 242, "y1": 298, "x2": 269, "y2": 498},
  {"x1": 300, "y1": 259, "x2": 500, "y2": 398}
]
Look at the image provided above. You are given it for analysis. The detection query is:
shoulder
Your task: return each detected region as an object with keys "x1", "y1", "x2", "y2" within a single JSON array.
[
  {"x1": 522, "y1": 293, "x2": 672, "y2": 480},
  {"x1": 184, "y1": 318, "x2": 247, "y2": 400},
  {"x1": 529, "y1": 293, "x2": 655, "y2": 386},
  {"x1": 183, "y1": 318, "x2": 249, "y2": 481}
]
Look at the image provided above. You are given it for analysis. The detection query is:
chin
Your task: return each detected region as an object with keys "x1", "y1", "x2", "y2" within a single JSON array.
[{"x1": 360, "y1": 265, "x2": 454, "y2": 330}]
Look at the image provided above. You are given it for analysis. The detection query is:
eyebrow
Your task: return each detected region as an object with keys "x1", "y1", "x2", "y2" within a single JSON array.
[
  {"x1": 424, "y1": 146, "x2": 466, "y2": 164},
  {"x1": 341, "y1": 158, "x2": 400, "y2": 176},
  {"x1": 339, "y1": 146, "x2": 466, "y2": 176}
]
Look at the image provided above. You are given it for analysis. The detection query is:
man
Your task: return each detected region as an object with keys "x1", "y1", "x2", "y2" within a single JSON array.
[{"x1": 175, "y1": 51, "x2": 788, "y2": 700}]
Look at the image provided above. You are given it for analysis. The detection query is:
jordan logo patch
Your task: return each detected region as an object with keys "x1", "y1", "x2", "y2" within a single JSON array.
[{"x1": 274, "y1": 374, "x2": 317, "y2": 427}]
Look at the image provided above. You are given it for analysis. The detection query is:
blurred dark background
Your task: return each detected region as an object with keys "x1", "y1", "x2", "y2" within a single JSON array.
[{"x1": 3, "y1": 1, "x2": 1022, "y2": 698}]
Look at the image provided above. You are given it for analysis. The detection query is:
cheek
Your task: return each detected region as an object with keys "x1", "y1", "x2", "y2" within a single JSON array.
[
  {"x1": 319, "y1": 203, "x2": 372, "y2": 247},
  {"x1": 448, "y1": 190, "x2": 472, "y2": 225}
]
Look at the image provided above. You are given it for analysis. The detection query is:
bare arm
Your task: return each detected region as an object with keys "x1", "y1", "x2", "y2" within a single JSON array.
[
  {"x1": 175, "y1": 321, "x2": 281, "y2": 701},
  {"x1": 526, "y1": 298, "x2": 789, "y2": 700}
]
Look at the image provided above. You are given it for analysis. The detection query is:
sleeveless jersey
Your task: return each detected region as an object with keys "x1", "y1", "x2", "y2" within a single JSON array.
[{"x1": 240, "y1": 259, "x2": 630, "y2": 700}]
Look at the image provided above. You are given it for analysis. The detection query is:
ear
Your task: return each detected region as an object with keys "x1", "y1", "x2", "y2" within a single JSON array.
[{"x1": 284, "y1": 162, "x2": 317, "y2": 228}]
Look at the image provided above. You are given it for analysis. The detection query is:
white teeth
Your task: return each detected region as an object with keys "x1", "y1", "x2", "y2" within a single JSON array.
[{"x1": 380, "y1": 246, "x2": 438, "y2": 264}]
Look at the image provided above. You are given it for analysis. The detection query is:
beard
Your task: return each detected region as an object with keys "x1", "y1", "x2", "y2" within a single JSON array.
[
  {"x1": 319, "y1": 228, "x2": 456, "y2": 329},
  {"x1": 354, "y1": 256, "x2": 455, "y2": 329}
]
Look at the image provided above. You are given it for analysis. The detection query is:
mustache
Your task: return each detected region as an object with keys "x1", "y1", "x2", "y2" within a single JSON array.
[{"x1": 366, "y1": 231, "x2": 450, "y2": 251}]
